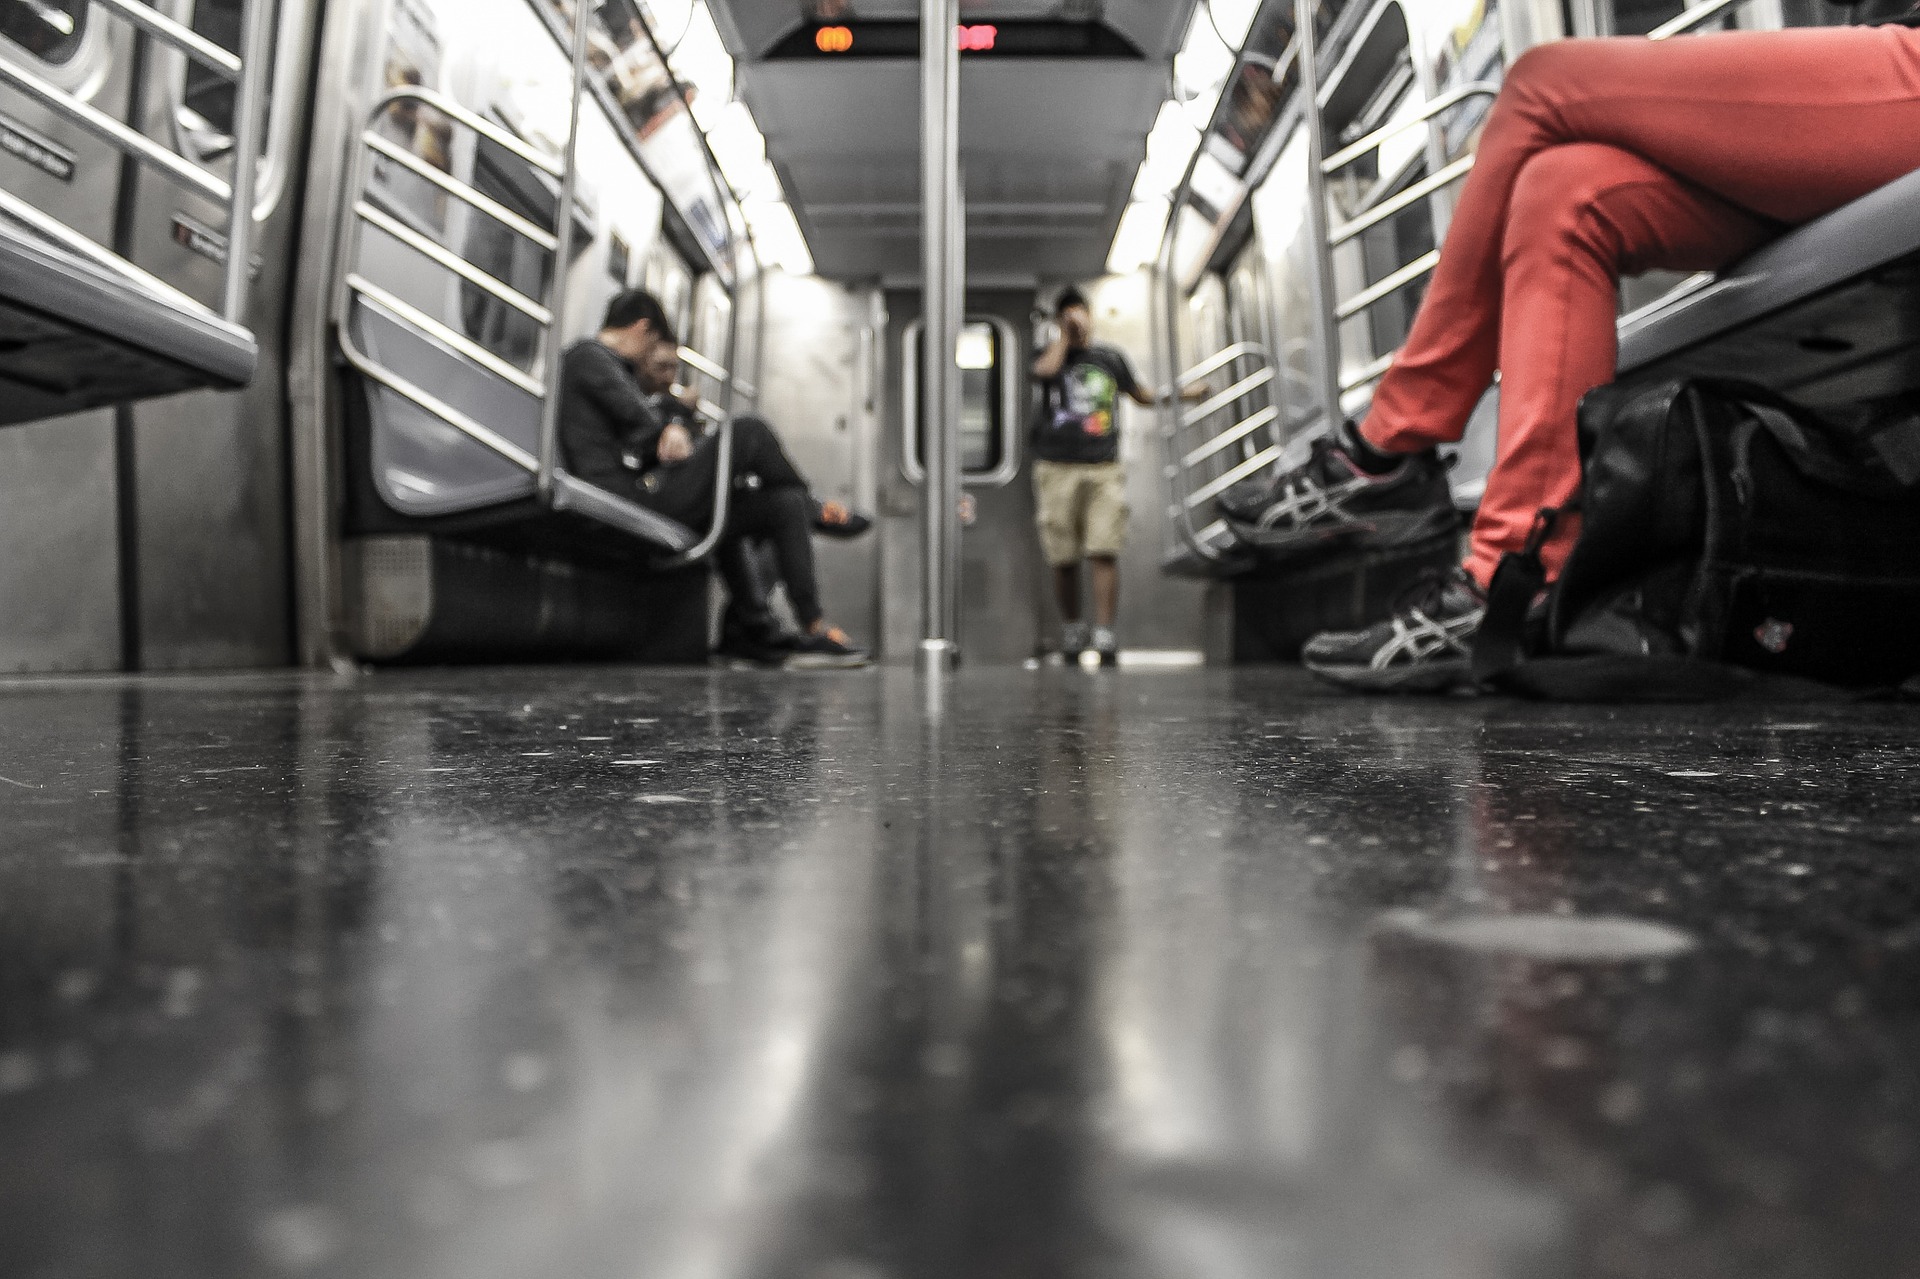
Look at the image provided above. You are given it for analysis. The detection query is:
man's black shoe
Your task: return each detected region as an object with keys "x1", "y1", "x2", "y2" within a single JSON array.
[
  {"x1": 1302, "y1": 567, "x2": 1486, "y2": 694},
  {"x1": 1222, "y1": 437, "x2": 1457, "y2": 563},
  {"x1": 713, "y1": 626, "x2": 792, "y2": 669},
  {"x1": 811, "y1": 499, "x2": 873, "y2": 539}
]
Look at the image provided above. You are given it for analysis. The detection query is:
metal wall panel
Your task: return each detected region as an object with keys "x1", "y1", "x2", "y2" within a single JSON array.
[
  {"x1": 0, "y1": 415, "x2": 124, "y2": 672},
  {"x1": 123, "y1": 0, "x2": 323, "y2": 669},
  {"x1": 0, "y1": 18, "x2": 133, "y2": 672},
  {"x1": 752, "y1": 273, "x2": 883, "y2": 644}
]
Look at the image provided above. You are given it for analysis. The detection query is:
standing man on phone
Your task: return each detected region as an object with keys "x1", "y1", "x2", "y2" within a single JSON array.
[{"x1": 1030, "y1": 287, "x2": 1196, "y2": 666}]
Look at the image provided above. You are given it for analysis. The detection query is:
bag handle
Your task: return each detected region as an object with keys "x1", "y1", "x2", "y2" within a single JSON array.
[{"x1": 1470, "y1": 504, "x2": 1569, "y2": 686}]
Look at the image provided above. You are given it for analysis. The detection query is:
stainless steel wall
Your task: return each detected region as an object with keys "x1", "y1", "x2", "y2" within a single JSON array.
[
  {"x1": 0, "y1": 3, "x2": 323, "y2": 672},
  {"x1": 750, "y1": 273, "x2": 884, "y2": 644},
  {"x1": 0, "y1": 19, "x2": 133, "y2": 672}
]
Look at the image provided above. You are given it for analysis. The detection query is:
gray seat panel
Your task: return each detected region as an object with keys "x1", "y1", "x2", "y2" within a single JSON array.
[
  {"x1": 1617, "y1": 165, "x2": 1920, "y2": 404},
  {"x1": 353, "y1": 300, "x2": 540, "y2": 517},
  {"x1": 350, "y1": 300, "x2": 700, "y2": 555},
  {"x1": 0, "y1": 218, "x2": 256, "y2": 426}
]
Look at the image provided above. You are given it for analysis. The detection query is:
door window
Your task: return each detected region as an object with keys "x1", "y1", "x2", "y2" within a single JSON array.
[
  {"x1": 0, "y1": 0, "x2": 88, "y2": 64},
  {"x1": 907, "y1": 317, "x2": 1018, "y2": 485}
]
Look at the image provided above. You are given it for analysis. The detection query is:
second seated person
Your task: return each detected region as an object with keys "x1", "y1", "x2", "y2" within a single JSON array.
[{"x1": 559, "y1": 289, "x2": 873, "y2": 668}]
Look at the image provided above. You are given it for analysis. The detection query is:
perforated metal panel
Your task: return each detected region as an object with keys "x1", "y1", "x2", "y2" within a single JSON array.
[{"x1": 344, "y1": 535, "x2": 434, "y2": 660}]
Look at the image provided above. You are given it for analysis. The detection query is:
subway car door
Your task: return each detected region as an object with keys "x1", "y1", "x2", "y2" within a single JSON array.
[
  {"x1": 117, "y1": 0, "x2": 321, "y2": 669},
  {"x1": 0, "y1": 3, "x2": 135, "y2": 671}
]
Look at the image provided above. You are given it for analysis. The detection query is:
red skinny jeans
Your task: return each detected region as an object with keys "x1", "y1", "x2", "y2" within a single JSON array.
[{"x1": 1362, "y1": 28, "x2": 1920, "y2": 585}]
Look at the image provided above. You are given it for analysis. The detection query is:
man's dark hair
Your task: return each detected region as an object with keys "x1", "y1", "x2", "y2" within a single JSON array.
[
  {"x1": 1055, "y1": 287, "x2": 1090, "y2": 317},
  {"x1": 603, "y1": 289, "x2": 675, "y2": 341}
]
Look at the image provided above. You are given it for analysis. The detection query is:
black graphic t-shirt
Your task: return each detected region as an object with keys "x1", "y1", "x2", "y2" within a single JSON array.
[{"x1": 1032, "y1": 343, "x2": 1140, "y2": 465}]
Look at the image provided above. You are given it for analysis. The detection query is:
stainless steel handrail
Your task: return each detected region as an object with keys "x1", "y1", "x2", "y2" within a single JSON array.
[
  {"x1": 369, "y1": 84, "x2": 566, "y2": 178},
  {"x1": 361, "y1": 134, "x2": 560, "y2": 250},
  {"x1": 1181, "y1": 368, "x2": 1276, "y2": 427},
  {"x1": 1159, "y1": 338, "x2": 1282, "y2": 563},
  {"x1": 1649, "y1": 0, "x2": 1747, "y2": 39},
  {"x1": 1329, "y1": 156, "x2": 1476, "y2": 248},
  {"x1": 679, "y1": 345, "x2": 757, "y2": 400},
  {"x1": 535, "y1": 0, "x2": 592, "y2": 503},
  {"x1": 92, "y1": 0, "x2": 242, "y2": 78},
  {"x1": 1177, "y1": 342, "x2": 1271, "y2": 389},
  {"x1": 1321, "y1": 81, "x2": 1501, "y2": 174},
  {"x1": 0, "y1": 0, "x2": 273, "y2": 329},
  {"x1": 1335, "y1": 248, "x2": 1441, "y2": 321},
  {"x1": 354, "y1": 202, "x2": 554, "y2": 325},
  {"x1": 0, "y1": 51, "x2": 229, "y2": 203}
]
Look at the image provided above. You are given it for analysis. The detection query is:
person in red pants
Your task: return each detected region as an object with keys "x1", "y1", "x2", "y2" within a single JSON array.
[{"x1": 1252, "y1": 18, "x2": 1920, "y2": 691}]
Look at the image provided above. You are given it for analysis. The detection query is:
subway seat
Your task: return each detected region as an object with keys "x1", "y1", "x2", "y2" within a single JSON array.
[
  {"x1": 341, "y1": 299, "x2": 712, "y2": 665},
  {"x1": 1616, "y1": 164, "x2": 1920, "y2": 402},
  {"x1": 0, "y1": 218, "x2": 257, "y2": 427}
]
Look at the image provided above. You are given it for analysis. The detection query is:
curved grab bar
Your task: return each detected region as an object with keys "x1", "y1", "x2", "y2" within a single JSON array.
[{"x1": 657, "y1": 419, "x2": 734, "y2": 568}]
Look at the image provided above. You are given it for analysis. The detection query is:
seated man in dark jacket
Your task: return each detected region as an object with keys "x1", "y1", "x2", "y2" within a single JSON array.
[{"x1": 559, "y1": 289, "x2": 870, "y2": 667}]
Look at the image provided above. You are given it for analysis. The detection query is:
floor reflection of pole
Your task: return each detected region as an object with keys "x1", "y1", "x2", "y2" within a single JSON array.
[{"x1": 113, "y1": 686, "x2": 144, "y2": 969}]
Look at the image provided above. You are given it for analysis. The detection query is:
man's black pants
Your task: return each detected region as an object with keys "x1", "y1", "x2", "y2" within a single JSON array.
[{"x1": 643, "y1": 415, "x2": 823, "y2": 629}]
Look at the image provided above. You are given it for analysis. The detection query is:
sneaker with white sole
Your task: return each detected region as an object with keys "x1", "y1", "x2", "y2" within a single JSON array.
[
  {"x1": 1301, "y1": 567, "x2": 1486, "y2": 694},
  {"x1": 1224, "y1": 435, "x2": 1457, "y2": 564},
  {"x1": 1090, "y1": 625, "x2": 1119, "y2": 668}
]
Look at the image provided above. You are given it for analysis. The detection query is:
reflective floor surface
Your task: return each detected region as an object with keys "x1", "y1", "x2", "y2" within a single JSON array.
[{"x1": 0, "y1": 666, "x2": 1916, "y2": 1279}]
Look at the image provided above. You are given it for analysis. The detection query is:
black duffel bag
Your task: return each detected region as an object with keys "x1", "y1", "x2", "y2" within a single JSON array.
[{"x1": 1473, "y1": 378, "x2": 1920, "y2": 701}]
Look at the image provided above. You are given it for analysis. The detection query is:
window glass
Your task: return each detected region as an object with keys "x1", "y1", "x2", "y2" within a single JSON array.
[
  {"x1": 178, "y1": 0, "x2": 277, "y2": 155},
  {"x1": 0, "y1": 0, "x2": 89, "y2": 65}
]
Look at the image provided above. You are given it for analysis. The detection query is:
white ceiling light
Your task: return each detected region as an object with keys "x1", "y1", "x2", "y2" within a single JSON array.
[
  {"x1": 1107, "y1": 197, "x2": 1171, "y2": 275},
  {"x1": 705, "y1": 100, "x2": 767, "y2": 189},
  {"x1": 1174, "y1": 7, "x2": 1235, "y2": 129},
  {"x1": 744, "y1": 199, "x2": 814, "y2": 276},
  {"x1": 670, "y1": 2, "x2": 734, "y2": 129},
  {"x1": 1133, "y1": 99, "x2": 1201, "y2": 200}
]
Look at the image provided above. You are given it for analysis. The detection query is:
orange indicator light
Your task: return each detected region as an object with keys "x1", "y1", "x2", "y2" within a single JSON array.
[{"x1": 815, "y1": 25, "x2": 854, "y2": 53}]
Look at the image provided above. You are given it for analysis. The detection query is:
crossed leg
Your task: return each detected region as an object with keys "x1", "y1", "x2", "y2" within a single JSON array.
[{"x1": 1360, "y1": 29, "x2": 1920, "y2": 581}]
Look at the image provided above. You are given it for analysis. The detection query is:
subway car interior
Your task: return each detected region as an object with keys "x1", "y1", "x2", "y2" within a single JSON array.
[{"x1": 2, "y1": 0, "x2": 1920, "y2": 1274}]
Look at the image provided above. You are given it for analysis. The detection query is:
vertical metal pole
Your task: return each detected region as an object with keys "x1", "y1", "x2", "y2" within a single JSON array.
[
  {"x1": 221, "y1": 0, "x2": 274, "y2": 323},
  {"x1": 536, "y1": 0, "x2": 594, "y2": 503},
  {"x1": 918, "y1": 0, "x2": 961, "y2": 675},
  {"x1": 1294, "y1": 0, "x2": 1344, "y2": 435}
]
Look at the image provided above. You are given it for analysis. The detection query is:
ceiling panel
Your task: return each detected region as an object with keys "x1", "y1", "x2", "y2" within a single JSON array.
[{"x1": 706, "y1": 0, "x2": 1201, "y2": 284}]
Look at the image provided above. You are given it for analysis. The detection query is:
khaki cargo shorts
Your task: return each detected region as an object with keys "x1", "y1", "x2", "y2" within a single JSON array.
[{"x1": 1033, "y1": 459, "x2": 1129, "y2": 567}]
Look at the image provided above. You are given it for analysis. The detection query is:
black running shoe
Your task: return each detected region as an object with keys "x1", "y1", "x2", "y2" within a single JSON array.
[
  {"x1": 786, "y1": 624, "x2": 872, "y2": 670},
  {"x1": 1302, "y1": 567, "x2": 1486, "y2": 694},
  {"x1": 1224, "y1": 437, "x2": 1457, "y2": 563}
]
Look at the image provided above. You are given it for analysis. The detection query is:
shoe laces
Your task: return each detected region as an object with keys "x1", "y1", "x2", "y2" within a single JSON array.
[{"x1": 1390, "y1": 567, "x2": 1482, "y2": 620}]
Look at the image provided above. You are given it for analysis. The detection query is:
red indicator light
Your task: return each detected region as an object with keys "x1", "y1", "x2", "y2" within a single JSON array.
[
  {"x1": 815, "y1": 25, "x2": 854, "y2": 53},
  {"x1": 957, "y1": 24, "x2": 997, "y2": 52}
]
